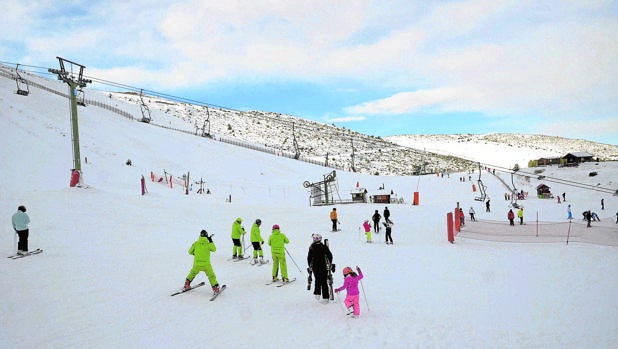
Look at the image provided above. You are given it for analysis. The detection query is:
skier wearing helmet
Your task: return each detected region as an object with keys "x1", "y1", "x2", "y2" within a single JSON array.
[
  {"x1": 183, "y1": 230, "x2": 220, "y2": 294},
  {"x1": 334, "y1": 266, "x2": 364, "y2": 317},
  {"x1": 250, "y1": 219, "x2": 267, "y2": 265},
  {"x1": 307, "y1": 233, "x2": 334, "y2": 302},
  {"x1": 231, "y1": 217, "x2": 246, "y2": 260},
  {"x1": 268, "y1": 224, "x2": 290, "y2": 282}
]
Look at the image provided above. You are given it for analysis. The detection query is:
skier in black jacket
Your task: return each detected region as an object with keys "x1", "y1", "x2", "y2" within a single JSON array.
[
  {"x1": 372, "y1": 210, "x2": 381, "y2": 233},
  {"x1": 307, "y1": 234, "x2": 334, "y2": 302}
]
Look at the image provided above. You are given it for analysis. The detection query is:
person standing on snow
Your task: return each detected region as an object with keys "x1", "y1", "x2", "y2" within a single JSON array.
[
  {"x1": 334, "y1": 266, "x2": 364, "y2": 318},
  {"x1": 507, "y1": 209, "x2": 515, "y2": 226},
  {"x1": 11, "y1": 205, "x2": 31, "y2": 255},
  {"x1": 330, "y1": 208, "x2": 338, "y2": 232},
  {"x1": 250, "y1": 219, "x2": 266, "y2": 265},
  {"x1": 363, "y1": 220, "x2": 372, "y2": 243},
  {"x1": 469, "y1": 206, "x2": 476, "y2": 221},
  {"x1": 459, "y1": 208, "x2": 465, "y2": 226},
  {"x1": 383, "y1": 220, "x2": 394, "y2": 244},
  {"x1": 383, "y1": 206, "x2": 392, "y2": 224},
  {"x1": 486, "y1": 199, "x2": 491, "y2": 212},
  {"x1": 371, "y1": 210, "x2": 381, "y2": 233},
  {"x1": 567, "y1": 204, "x2": 573, "y2": 220},
  {"x1": 268, "y1": 224, "x2": 290, "y2": 282},
  {"x1": 307, "y1": 233, "x2": 334, "y2": 302},
  {"x1": 518, "y1": 207, "x2": 524, "y2": 225},
  {"x1": 231, "y1": 217, "x2": 246, "y2": 260},
  {"x1": 183, "y1": 230, "x2": 220, "y2": 294}
]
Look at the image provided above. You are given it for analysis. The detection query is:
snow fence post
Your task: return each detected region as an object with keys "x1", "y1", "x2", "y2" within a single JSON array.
[
  {"x1": 454, "y1": 207, "x2": 460, "y2": 232},
  {"x1": 447, "y1": 212, "x2": 454, "y2": 243}
]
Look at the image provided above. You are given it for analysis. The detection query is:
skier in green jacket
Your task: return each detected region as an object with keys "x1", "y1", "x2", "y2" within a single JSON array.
[
  {"x1": 184, "y1": 230, "x2": 220, "y2": 293},
  {"x1": 268, "y1": 224, "x2": 290, "y2": 282},
  {"x1": 250, "y1": 219, "x2": 266, "y2": 265},
  {"x1": 231, "y1": 217, "x2": 246, "y2": 260}
]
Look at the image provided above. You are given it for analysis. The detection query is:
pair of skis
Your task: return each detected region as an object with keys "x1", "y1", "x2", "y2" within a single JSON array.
[
  {"x1": 250, "y1": 259, "x2": 270, "y2": 266},
  {"x1": 265, "y1": 278, "x2": 297, "y2": 287},
  {"x1": 227, "y1": 256, "x2": 249, "y2": 262},
  {"x1": 8, "y1": 248, "x2": 43, "y2": 259},
  {"x1": 170, "y1": 282, "x2": 227, "y2": 301}
]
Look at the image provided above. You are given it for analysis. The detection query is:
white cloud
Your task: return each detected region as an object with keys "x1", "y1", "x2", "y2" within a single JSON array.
[
  {"x1": 5, "y1": 0, "x2": 617, "y2": 144},
  {"x1": 344, "y1": 88, "x2": 482, "y2": 115}
]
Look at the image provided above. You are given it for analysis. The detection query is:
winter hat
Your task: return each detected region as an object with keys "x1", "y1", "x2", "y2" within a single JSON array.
[
  {"x1": 272, "y1": 224, "x2": 280, "y2": 230},
  {"x1": 255, "y1": 219, "x2": 262, "y2": 225},
  {"x1": 17, "y1": 205, "x2": 26, "y2": 212},
  {"x1": 200, "y1": 229, "x2": 208, "y2": 237},
  {"x1": 236, "y1": 217, "x2": 242, "y2": 223},
  {"x1": 342, "y1": 267, "x2": 353, "y2": 276},
  {"x1": 312, "y1": 233, "x2": 322, "y2": 242}
]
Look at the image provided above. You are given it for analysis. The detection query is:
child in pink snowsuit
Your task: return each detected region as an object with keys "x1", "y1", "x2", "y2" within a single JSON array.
[
  {"x1": 362, "y1": 220, "x2": 372, "y2": 242},
  {"x1": 335, "y1": 266, "x2": 364, "y2": 316}
]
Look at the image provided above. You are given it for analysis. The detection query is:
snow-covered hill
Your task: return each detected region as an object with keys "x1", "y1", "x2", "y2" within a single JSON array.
[
  {"x1": 1, "y1": 63, "x2": 617, "y2": 348},
  {"x1": 6, "y1": 63, "x2": 617, "y2": 177},
  {"x1": 388, "y1": 133, "x2": 618, "y2": 170}
]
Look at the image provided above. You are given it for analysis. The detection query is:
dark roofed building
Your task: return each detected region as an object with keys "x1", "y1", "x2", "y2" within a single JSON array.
[
  {"x1": 563, "y1": 152, "x2": 594, "y2": 164},
  {"x1": 537, "y1": 157, "x2": 561, "y2": 166}
]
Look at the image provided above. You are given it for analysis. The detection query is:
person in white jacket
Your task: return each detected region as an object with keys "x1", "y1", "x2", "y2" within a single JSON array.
[
  {"x1": 469, "y1": 206, "x2": 476, "y2": 221},
  {"x1": 11, "y1": 205, "x2": 31, "y2": 255}
]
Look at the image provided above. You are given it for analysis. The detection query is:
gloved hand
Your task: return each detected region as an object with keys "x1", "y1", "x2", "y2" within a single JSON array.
[
  {"x1": 207, "y1": 235, "x2": 213, "y2": 243},
  {"x1": 356, "y1": 266, "x2": 361, "y2": 273},
  {"x1": 261, "y1": 240, "x2": 264, "y2": 245},
  {"x1": 331, "y1": 264, "x2": 336, "y2": 273}
]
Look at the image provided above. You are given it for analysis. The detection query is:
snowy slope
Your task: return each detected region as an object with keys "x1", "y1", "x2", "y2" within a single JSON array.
[
  {"x1": 1, "y1": 69, "x2": 617, "y2": 348},
  {"x1": 387, "y1": 134, "x2": 618, "y2": 170}
]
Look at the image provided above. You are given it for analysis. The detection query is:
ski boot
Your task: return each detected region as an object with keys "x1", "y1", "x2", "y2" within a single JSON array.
[
  {"x1": 183, "y1": 279, "x2": 191, "y2": 291},
  {"x1": 272, "y1": 276, "x2": 279, "y2": 282},
  {"x1": 252, "y1": 258, "x2": 258, "y2": 265},
  {"x1": 259, "y1": 256, "x2": 266, "y2": 264},
  {"x1": 282, "y1": 277, "x2": 289, "y2": 283},
  {"x1": 212, "y1": 284, "x2": 220, "y2": 294}
]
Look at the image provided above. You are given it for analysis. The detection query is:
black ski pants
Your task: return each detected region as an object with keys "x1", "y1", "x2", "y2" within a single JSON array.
[
  {"x1": 16, "y1": 229, "x2": 29, "y2": 252},
  {"x1": 313, "y1": 270, "x2": 330, "y2": 299},
  {"x1": 385, "y1": 227, "x2": 393, "y2": 243}
]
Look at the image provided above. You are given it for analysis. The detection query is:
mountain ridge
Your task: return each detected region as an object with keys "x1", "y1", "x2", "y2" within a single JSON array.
[{"x1": 2, "y1": 63, "x2": 616, "y2": 175}]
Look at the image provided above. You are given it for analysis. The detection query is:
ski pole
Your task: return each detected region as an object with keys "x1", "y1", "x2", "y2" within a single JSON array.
[
  {"x1": 284, "y1": 247, "x2": 302, "y2": 273},
  {"x1": 242, "y1": 244, "x2": 253, "y2": 259},
  {"x1": 359, "y1": 275, "x2": 370, "y2": 312},
  {"x1": 241, "y1": 232, "x2": 246, "y2": 256}
]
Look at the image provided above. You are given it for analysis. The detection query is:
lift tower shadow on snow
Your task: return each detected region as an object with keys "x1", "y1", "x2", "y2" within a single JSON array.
[{"x1": 48, "y1": 57, "x2": 92, "y2": 187}]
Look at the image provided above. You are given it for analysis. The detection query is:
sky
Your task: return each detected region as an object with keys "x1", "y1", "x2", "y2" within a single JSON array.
[{"x1": 2, "y1": 0, "x2": 617, "y2": 145}]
